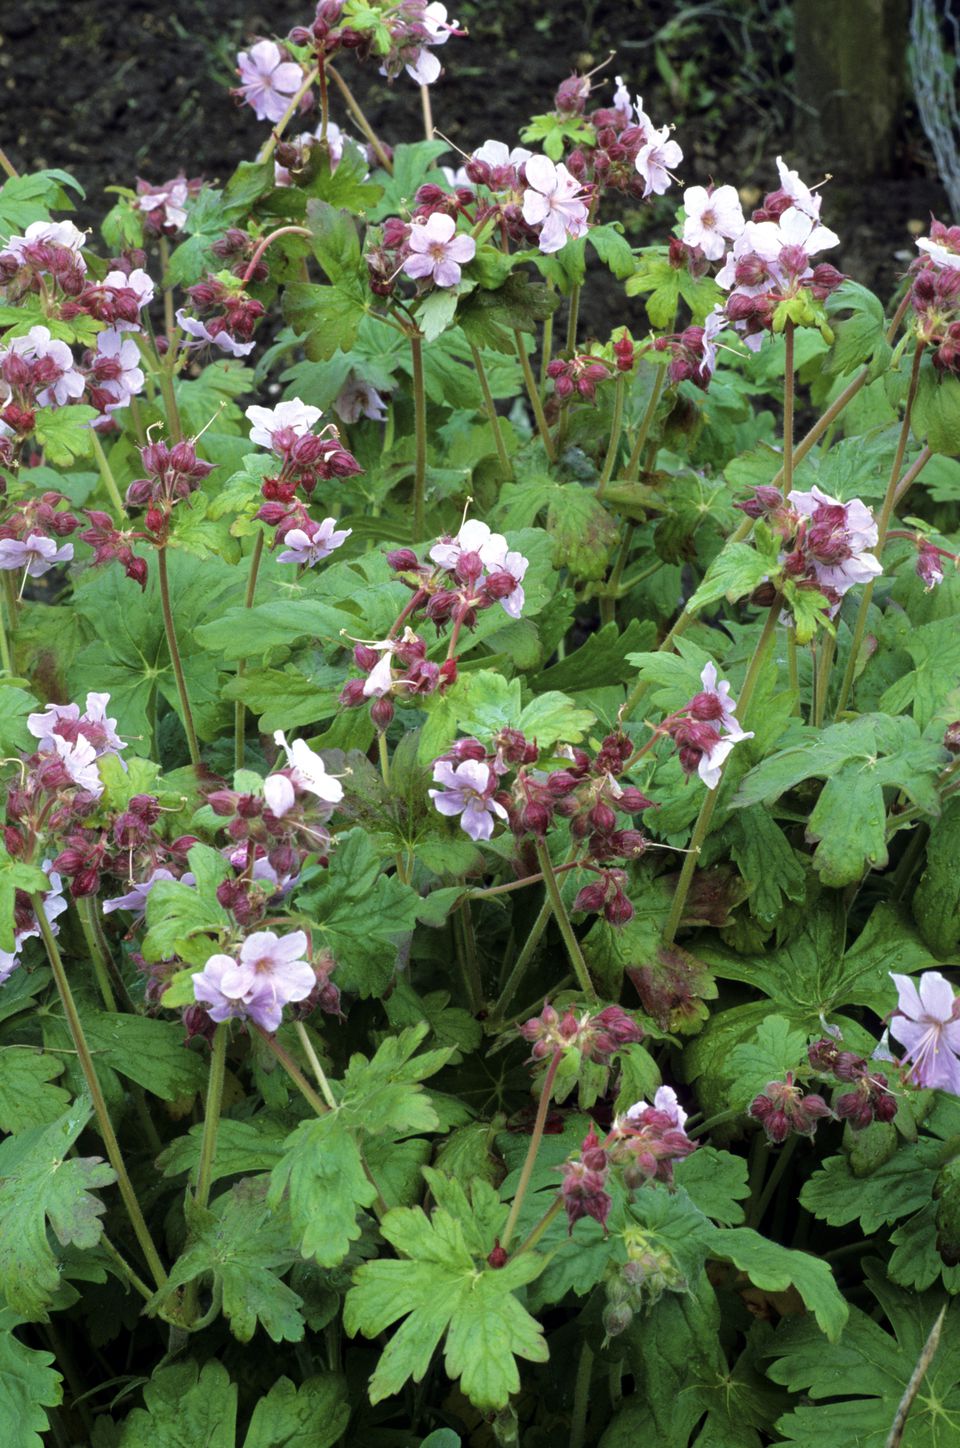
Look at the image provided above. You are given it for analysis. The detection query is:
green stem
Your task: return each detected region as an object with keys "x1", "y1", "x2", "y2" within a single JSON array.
[
  {"x1": 294, "y1": 1021, "x2": 338, "y2": 1110},
  {"x1": 76, "y1": 896, "x2": 117, "y2": 1011},
  {"x1": 782, "y1": 320, "x2": 795, "y2": 497},
  {"x1": 32, "y1": 897, "x2": 168, "y2": 1291},
  {"x1": 600, "y1": 521, "x2": 635, "y2": 628},
  {"x1": 325, "y1": 65, "x2": 393, "y2": 172},
  {"x1": 457, "y1": 899, "x2": 483, "y2": 1013},
  {"x1": 534, "y1": 840, "x2": 597, "y2": 1002},
  {"x1": 234, "y1": 530, "x2": 265, "y2": 771},
  {"x1": 157, "y1": 546, "x2": 201, "y2": 768},
  {"x1": 751, "y1": 1135, "x2": 798, "y2": 1228},
  {"x1": 410, "y1": 331, "x2": 427, "y2": 539},
  {"x1": 253, "y1": 1023, "x2": 329, "y2": 1116},
  {"x1": 661, "y1": 600, "x2": 780, "y2": 947},
  {"x1": 318, "y1": 57, "x2": 329, "y2": 143},
  {"x1": 157, "y1": 360, "x2": 182, "y2": 444},
  {"x1": 514, "y1": 1194, "x2": 562, "y2": 1256},
  {"x1": 539, "y1": 293, "x2": 555, "y2": 390},
  {"x1": 493, "y1": 895, "x2": 552, "y2": 1019},
  {"x1": 569, "y1": 1341, "x2": 594, "y2": 1448},
  {"x1": 787, "y1": 630, "x2": 799, "y2": 709},
  {"x1": 596, "y1": 372, "x2": 627, "y2": 501},
  {"x1": 89, "y1": 431, "x2": 127, "y2": 521},
  {"x1": 501, "y1": 1050, "x2": 561, "y2": 1251},
  {"x1": 420, "y1": 82, "x2": 435, "y2": 141},
  {"x1": 194, "y1": 1023, "x2": 227, "y2": 1211},
  {"x1": 257, "y1": 66, "x2": 320, "y2": 163},
  {"x1": 158, "y1": 238, "x2": 175, "y2": 342},
  {"x1": 378, "y1": 729, "x2": 391, "y2": 785},
  {"x1": 469, "y1": 342, "x2": 511, "y2": 476},
  {"x1": 100, "y1": 1233, "x2": 153, "y2": 1302},
  {"x1": 812, "y1": 631, "x2": 836, "y2": 728},
  {"x1": 835, "y1": 342, "x2": 926, "y2": 718},
  {"x1": 0, "y1": 589, "x2": 12, "y2": 675},
  {"x1": 893, "y1": 445, "x2": 933, "y2": 507},
  {"x1": 515, "y1": 330, "x2": 556, "y2": 462},
  {"x1": 622, "y1": 365, "x2": 665, "y2": 483},
  {"x1": 565, "y1": 284, "x2": 581, "y2": 356}
]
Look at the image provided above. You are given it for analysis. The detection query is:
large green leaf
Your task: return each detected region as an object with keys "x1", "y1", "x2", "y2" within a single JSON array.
[
  {"x1": 0, "y1": 1102, "x2": 115, "y2": 1318},
  {"x1": 0, "y1": 1309, "x2": 62, "y2": 1448}
]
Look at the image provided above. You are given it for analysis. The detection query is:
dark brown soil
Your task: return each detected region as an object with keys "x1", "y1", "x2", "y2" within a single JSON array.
[{"x1": 1, "y1": 0, "x2": 949, "y2": 319}]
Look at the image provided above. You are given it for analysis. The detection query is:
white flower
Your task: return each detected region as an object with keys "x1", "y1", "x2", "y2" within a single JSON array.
[
  {"x1": 521, "y1": 155, "x2": 590, "y2": 254},
  {"x1": 775, "y1": 157, "x2": 821, "y2": 219},
  {"x1": 635, "y1": 125, "x2": 683, "y2": 199},
  {"x1": 681, "y1": 184, "x2": 745, "y2": 261},
  {"x1": 246, "y1": 399, "x2": 323, "y2": 448},
  {"x1": 273, "y1": 730, "x2": 343, "y2": 805}
]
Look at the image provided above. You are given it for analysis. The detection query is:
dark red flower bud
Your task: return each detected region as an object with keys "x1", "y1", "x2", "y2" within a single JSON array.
[{"x1": 371, "y1": 696, "x2": 394, "y2": 731}]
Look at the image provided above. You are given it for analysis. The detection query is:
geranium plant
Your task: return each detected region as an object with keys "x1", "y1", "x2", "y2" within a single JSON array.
[{"x1": 2, "y1": 4, "x2": 960, "y2": 1444}]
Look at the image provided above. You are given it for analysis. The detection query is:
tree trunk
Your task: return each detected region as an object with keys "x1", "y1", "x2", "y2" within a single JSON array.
[{"x1": 794, "y1": 0, "x2": 909, "y2": 177}]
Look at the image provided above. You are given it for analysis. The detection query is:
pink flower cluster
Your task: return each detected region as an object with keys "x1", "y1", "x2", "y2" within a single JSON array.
[
  {"x1": 519, "y1": 1001, "x2": 643, "y2": 1064},
  {"x1": 0, "y1": 487, "x2": 78, "y2": 580},
  {"x1": 911, "y1": 221, "x2": 960, "y2": 375},
  {"x1": 662, "y1": 661, "x2": 753, "y2": 789},
  {"x1": 135, "y1": 176, "x2": 201, "y2": 237},
  {"x1": 246, "y1": 398, "x2": 357, "y2": 565},
  {"x1": 750, "y1": 1072, "x2": 832, "y2": 1143},
  {"x1": 559, "y1": 1084, "x2": 696, "y2": 1233}
]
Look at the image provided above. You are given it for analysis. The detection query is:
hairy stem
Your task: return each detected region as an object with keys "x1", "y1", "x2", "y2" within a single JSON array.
[
  {"x1": 622, "y1": 365, "x2": 665, "y2": 483},
  {"x1": 469, "y1": 341, "x2": 511, "y2": 476},
  {"x1": 661, "y1": 600, "x2": 780, "y2": 947},
  {"x1": 500, "y1": 1050, "x2": 561, "y2": 1251},
  {"x1": 781, "y1": 320, "x2": 795, "y2": 497},
  {"x1": 565, "y1": 284, "x2": 581, "y2": 356},
  {"x1": 76, "y1": 896, "x2": 117, "y2": 1011},
  {"x1": 569, "y1": 1341, "x2": 594, "y2": 1448},
  {"x1": 515, "y1": 330, "x2": 556, "y2": 461},
  {"x1": 493, "y1": 896, "x2": 552, "y2": 1020},
  {"x1": 835, "y1": 342, "x2": 926, "y2": 717},
  {"x1": 257, "y1": 66, "x2": 320, "y2": 163},
  {"x1": 410, "y1": 331, "x2": 428, "y2": 538},
  {"x1": 194, "y1": 1023, "x2": 227, "y2": 1212},
  {"x1": 158, "y1": 238, "x2": 175, "y2": 342},
  {"x1": 32, "y1": 897, "x2": 168, "y2": 1291},
  {"x1": 420, "y1": 82, "x2": 435, "y2": 141},
  {"x1": 234, "y1": 530, "x2": 265, "y2": 771},
  {"x1": 294, "y1": 1021, "x2": 338, "y2": 1110},
  {"x1": 326, "y1": 65, "x2": 393, "y2": 172},
  {"x1": 157, "y1": 546, "x2": 201, "y2": 768},
  {"x1": 89, "y1": 431, "x2": 128, "y2": 521},
  {"x1": 596, "y1": 372, "x2": 627, "y2": 502},
  {"x1": 535, "y1": 840, "x2": 597, "y2": 1002}
]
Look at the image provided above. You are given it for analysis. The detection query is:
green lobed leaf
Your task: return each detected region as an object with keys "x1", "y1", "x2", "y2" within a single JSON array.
[
  {"x1": 0, "y1": 1309, "x2": 62, "y2": 1448},
  {"x1": 0, "y1": 1048, "x2": 70, "y2": 1134},
  {"x1": 115, "y1": 1359, "x2": 236, "y2": 1446},
  {"x1": 0, "y1": 1102, "x2": 116, "y2": 1319}
]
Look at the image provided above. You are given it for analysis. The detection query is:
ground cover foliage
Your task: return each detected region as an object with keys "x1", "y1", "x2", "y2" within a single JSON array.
[{"x1": 2, "y1": 5, "x2": 960, "y2": 1445}]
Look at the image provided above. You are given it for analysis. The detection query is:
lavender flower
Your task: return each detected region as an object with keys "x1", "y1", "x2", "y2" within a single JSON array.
[
  {"x1": 334, "y1": 377, "x2": 387, "y2": 424},
  {"x1": 0, "y1": 534, "x2": 73, "y2": 577},
  {"x1": 102, "y1": 867, "x2": 178, "y2": 917},
  {"x1": 192, "y1": 954, "x2": 281, "y2": 1031},
  {"x1": 175, "y1": 310, "x2": 255, "y2": 357},
  {"x1": 235, "y1": 40, "x2": 303, "y2": 124},
  {"x1": 238, "y1": 929, "x2": 315, "y2": 1004},
  {"x1": 889, "y1": 971, "x2": 960, "y2": 1093},
  {"x1": 276, "y1": 518, "x2": 351, "y2": 567},
  {"x1": 404, "y1": 214, "x2": 476, "y2": 288},
  {"x1": 429, "y1": 758, "x2": 508, "y2": 841}
]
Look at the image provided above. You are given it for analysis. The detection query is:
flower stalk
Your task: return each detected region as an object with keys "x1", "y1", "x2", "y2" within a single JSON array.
[{"x1": 157, "y1": 545, "x2": 201, "y2": 768}]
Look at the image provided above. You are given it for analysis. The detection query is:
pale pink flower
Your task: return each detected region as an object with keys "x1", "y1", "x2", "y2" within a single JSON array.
[
  {"x1": 246, "y1": 398, "x2": 322, "y2": 448},
  {"x1": 788, "y1": 486, "x2": 882, "y2": 599},
  {"x1": 103, "y1": 868, "x2": 178, "y2": 916},
  {"x1": 635, "y1": 125, "x2": 683, "y2": 199},
  {"x1": 0, "y1": 220, "x2": 86, "y2": 266},
  {"x1": 917, "y1": 236, "x2": 960, "y2": 271},
  {"x1": 235, "y1": 40, "x2": 303, "y2": 124},
  {"x1": 775, "y1": 157, "x2": 822, "y2": 219},
  {"x1": 522, "y1": 155, "x2": 590, "y2": 254},
  {"x1": 94, "y1": 328, "x2": 145, "y2": 408},
  {"x1": 263, "y1": 773, "x2": 296, "y2": 818},
  {"x1": 52, "y1": 734, "x2": 102, "y2": 796},
  {"x1": 682, "y1": 184, "x2": 745, "y2": 261},
  {"x1": 404, "y1": 213, "x2": 476, "y2": 287},
  {"x1": 429, "y1": 518, "x2": 509, "y2": 573},
  {"x1": 135, "y1": 179, "x2": 189, "y2": 233},
  {"x1": 692, "y1": 662, "x2": 751, "y2": 741},
  {"x1": 0, "y1": 534, "x2": 73, "y2": 577},
  {"x1": 611, "y1": 76, "x2": 633, "y2": 125},
  {"x1": 362, "y1": 641, "x2": 398, "y2": 699},
  {"x1": 471, "y1": 140, "x2": 532, "y2": 174},
  {"x1": 889, "y1": 971, "x2": 960, "y2": 1093}
]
